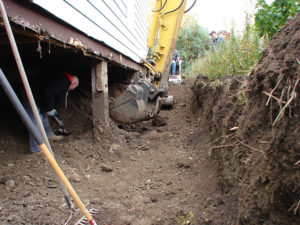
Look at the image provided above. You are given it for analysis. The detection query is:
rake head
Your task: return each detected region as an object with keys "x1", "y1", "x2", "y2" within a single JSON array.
[{"x1": 74, "y1": 208, "x2": 99, "y2": 225}]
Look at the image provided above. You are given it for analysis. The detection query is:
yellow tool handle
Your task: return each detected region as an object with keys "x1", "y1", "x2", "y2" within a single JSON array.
[{"x1": 39, "y1": 143, "x2": 96, "y2": 224}]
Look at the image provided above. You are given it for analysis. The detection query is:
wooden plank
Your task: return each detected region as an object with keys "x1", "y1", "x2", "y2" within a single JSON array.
[
  {"x1": 92, "y1": 61, "x2": 109, "y2": 137},
  {"x1": 95, "y1": 62, "x2": 107, "y2": 92}
]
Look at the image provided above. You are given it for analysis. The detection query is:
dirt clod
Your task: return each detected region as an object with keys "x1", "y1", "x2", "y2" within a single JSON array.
[{"x1": 101, "y1": 165, "x2": 113, "y2": 172}]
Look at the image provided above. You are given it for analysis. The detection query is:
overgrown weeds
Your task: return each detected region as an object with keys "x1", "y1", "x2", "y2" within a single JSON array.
[{"x1": 186, "y1": 26, "x2": 267, "y2": 80}]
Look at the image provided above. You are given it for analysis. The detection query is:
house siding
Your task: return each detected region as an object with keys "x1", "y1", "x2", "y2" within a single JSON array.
[{"x1": 32, "y1": 0, "x2": 149, "y2": 63}]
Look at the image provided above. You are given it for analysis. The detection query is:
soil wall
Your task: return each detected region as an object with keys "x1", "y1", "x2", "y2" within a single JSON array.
[{"x1": 191, "y1": 14, "x2": 300, "y2": 225}]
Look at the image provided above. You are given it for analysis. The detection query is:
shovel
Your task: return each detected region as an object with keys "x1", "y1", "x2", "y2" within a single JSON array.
[{"x1": 51, "y1": 114, "x2": 72, "y2": 135}]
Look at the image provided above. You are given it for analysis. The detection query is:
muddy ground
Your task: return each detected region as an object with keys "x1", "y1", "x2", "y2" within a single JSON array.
[{"x1": 0, "y1": 78, "x2": 238, "y2": 225}]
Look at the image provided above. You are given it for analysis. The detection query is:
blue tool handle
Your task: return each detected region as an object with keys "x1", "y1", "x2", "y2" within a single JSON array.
[{"x1": 0, "y1": 68, "x2": 44, "y2": 145}]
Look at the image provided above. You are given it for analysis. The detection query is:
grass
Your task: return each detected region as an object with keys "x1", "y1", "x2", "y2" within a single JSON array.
[{"x1": 186, "y1": 26, "x2": 267, "y2": 80}]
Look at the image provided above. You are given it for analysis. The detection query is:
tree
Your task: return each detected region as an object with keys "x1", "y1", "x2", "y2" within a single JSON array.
[
  {"x1": 255, "y1": 0, "x2": 300, "y2": 39},
  {"x1": 176, "y1": 15, "x2": 210, "y2": 72}
]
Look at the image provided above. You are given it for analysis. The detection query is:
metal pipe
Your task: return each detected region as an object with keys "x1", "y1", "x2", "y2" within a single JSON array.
[{"x1": 0, "y1": 0, "x2": 73, "y2": 209}]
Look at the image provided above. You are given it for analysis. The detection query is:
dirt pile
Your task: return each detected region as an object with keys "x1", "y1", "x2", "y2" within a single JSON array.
[{"x1": 192, "y1": 15, "x2": 300, "y2": 224}]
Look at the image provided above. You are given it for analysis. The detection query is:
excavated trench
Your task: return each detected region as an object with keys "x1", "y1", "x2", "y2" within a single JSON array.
[{"x1": 192, "y1": 14, "x2": 300, "y2": 225}]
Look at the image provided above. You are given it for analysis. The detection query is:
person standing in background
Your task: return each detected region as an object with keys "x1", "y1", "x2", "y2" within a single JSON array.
[
  {"x1": 209, "y1": 31, "x2": 225, "y2": 52},
  {"x1": 171, "y1": 49, "x2": 180, "y2": 75}
]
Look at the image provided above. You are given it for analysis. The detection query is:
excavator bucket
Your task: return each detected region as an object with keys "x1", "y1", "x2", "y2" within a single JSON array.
[{"x1": 110, "y1": 75, "x2": 161, "y2": 124}]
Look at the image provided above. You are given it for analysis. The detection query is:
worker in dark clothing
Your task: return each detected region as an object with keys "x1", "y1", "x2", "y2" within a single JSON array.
[
  {"x1": 25, "y1": 72, "x2": 79, "y2": 153},
  {"x1": 44, "y1": 72, "x2": 79, "y2": 119}
]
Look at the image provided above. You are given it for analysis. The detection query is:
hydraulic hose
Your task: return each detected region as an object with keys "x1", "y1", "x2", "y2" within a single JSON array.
[
  {"x1": 152, "y1": 0, "x2": 168, "y2": 12},
  {"x1": 162, "y1": 0, "x2": 185, "y2": 16},
  {"x1": 184, "y1": 0, "x2": 197, "y2": 14}
]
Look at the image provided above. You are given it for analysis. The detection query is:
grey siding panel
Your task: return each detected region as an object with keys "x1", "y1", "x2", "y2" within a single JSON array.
[
  {"x1": 135, "y1": 0, "x2": 147, "y2": 33},
  {"x1": 111, "y1": 0, "x2": 127, "y2": 17},
  {"x1": 32, "y1": 0, "x2": 149, "y2": 62}
]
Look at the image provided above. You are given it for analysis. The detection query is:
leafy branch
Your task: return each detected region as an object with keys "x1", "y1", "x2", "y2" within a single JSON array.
[{"x1": 255, "y1": 0, "x2": 300, "y2": 39}]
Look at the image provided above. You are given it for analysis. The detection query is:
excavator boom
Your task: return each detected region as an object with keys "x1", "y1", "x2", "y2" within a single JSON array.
[
  {"x1": 148, "y1": 0, "x2": 187, "y2": 91},
  {"x1": 110, "y1": 0, "x2": 188, "y2": 124}
]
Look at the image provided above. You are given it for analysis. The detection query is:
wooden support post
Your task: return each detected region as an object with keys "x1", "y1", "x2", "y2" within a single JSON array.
[{"x1": 91, "y1": 60, "x2": 109, "y2": 137}]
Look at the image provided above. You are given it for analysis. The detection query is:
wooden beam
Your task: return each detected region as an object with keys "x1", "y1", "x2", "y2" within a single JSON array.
[{"x1": 91, "y1": 60, "x2": 109, "y2": 138}]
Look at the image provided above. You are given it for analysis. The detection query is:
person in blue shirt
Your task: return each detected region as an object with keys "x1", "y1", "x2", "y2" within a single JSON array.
[
  {"x1": 171, "y1": 49, "x2": 180, "y2": 75},
  {"x1": 209, "y1": 31, "x2": 224, "y2": 52}
]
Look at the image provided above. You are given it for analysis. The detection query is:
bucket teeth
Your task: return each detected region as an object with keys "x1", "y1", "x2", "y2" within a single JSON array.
[{"x1": 74, "y1": 208, "x2": 99, "y2": 225}]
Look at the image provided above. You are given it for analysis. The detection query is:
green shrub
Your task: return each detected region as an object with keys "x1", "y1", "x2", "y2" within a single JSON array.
[
  {"x1": 255, "y1": 0, "x2": 300, "y2": 39},
  {"x1": 186, "y1": 25, "x2": 266, "y2": 80},
  {"x1": 176, "y1": 15, "x2": 211, "y2": 72}
]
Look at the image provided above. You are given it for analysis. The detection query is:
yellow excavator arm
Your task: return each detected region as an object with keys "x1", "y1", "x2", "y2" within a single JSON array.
[
  {"x1": 147, "y1": 0, "x2": 187, "y2": 90},
  {"x1": 110, "y1": 0, "x2": 188, "y2": 124}
]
